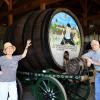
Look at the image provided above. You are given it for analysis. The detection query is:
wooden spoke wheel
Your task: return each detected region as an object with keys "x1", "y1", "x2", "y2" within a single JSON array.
[
  {"x1": 17, "y1": 79, "x2": 23, "y2": 100},
  {"x1": 66, "y1": 80, "x2": 90, "y2": 100},
  {"x1": 34, "y1": 76, "x2": 67, "y2": 100}
]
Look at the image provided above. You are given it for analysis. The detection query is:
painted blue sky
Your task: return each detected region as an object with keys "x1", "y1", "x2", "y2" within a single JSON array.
[{"x1": 51, "y1": 12, "x2": 79, "y2": 30}]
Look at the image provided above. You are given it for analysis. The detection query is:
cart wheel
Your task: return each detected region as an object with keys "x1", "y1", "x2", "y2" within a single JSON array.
[
  {"x1": 66, "y1": 80, "x2": 90, "y2": 100},
  {"x1": 17, "y1": 79, "x2": 23, "y2": 100},
  {"x1": 34, "y1": 76, "x2": 67, "y2": 100}
]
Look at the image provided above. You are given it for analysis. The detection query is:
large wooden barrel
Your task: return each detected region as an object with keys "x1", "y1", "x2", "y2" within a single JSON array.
[{"x1": 4, "y1": 8, "x2": 84, "y2": 72}]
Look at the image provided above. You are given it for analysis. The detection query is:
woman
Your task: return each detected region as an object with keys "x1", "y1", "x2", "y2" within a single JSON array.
[{"x1": 0, "y1": 40, "x2": 31, "y2": 100}]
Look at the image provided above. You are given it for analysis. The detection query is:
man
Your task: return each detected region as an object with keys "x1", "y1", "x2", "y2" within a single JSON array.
[{"x1": 81, "y1": 40, "x2": 100, "y2": 100}]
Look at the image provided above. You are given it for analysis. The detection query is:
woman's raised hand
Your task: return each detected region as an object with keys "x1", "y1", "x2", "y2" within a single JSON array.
[{"x1": 26, "y1": 40, "x2": 31, "y2": 48}]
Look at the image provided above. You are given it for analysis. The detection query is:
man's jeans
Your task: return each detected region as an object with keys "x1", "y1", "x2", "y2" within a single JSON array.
[
  {"x1": 0, "y1": 81, "x2": 17, "y2": 100},
  {"x1": 95, "y1": 72, "x2": 100, "y2": 100}
]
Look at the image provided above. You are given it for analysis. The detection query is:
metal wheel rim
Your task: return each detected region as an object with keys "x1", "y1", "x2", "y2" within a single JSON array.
[{"x1": 34, "y1": 76, "x2": 67, "y2": 100}]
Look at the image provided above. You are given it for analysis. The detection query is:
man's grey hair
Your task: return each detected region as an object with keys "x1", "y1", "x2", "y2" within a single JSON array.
[{"x1": 91, "y1": 40, "x2": 99, "y2": 46}]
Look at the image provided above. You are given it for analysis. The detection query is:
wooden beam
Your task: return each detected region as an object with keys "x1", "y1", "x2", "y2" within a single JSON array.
[
  {"x1": 88, "y1": 14, "x2": 100, "y2": 21},
  {"x1": 0, "y1": 0, "x2": 39, "y2": 19},
  {"x1": 4, "y1": 0, "x2": 9, "y2": 6},
  {"x1": 2, "y1": 0, "x2": 13, "y2": 25},
  {"x1": 1, "y1": 0, "x2": 100, "y2": 25},
  {"x1": 0, "y1": 0, "x2": 64, "y2": 19},
  {"x1": 46, "y1": 0, "x2": 63, "y2": 5},
  {"x1": 8, "y1": 0, "x2": 13, "y2": 25},
  {"x1": 79, "y1": 14, "x2": 100, "y2": 25},
  {"x1": 40, "y1": 0, "x2": 46, "y2": 10},
  {"x1": 80, "y1": 0, "x2": 88, "y2": 27}
]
